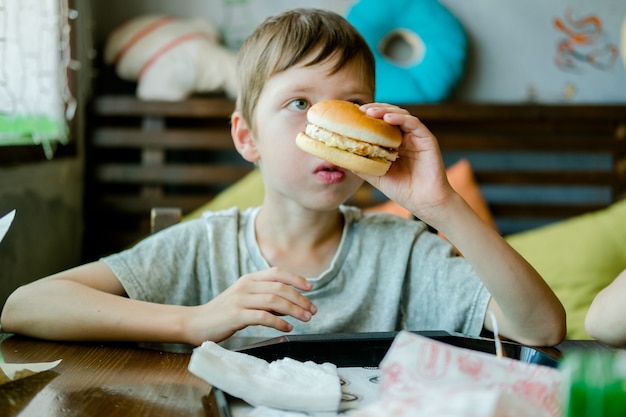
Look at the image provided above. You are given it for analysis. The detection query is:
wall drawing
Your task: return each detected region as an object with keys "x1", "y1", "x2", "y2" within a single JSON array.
[{"x1": 553, "y1": 9, "x2": 619, "y2": 72}]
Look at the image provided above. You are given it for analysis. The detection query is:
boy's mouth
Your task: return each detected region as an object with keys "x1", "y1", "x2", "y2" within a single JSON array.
[
  {"x1": 315, "y1": 162, "x2": 343, "y2": 173},
  {"x1": 314, "y1": 163, "x2": 346, "y2": 183}
]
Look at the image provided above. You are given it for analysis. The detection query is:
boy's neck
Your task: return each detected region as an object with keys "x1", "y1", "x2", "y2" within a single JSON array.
[{"x1": 254, "y1": 205, "x2": 344, "y2": 278}]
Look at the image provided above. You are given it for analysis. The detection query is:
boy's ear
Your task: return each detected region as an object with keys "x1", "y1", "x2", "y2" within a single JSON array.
[{"x1": 231, "y1": 111, "x2": 260, "y2": 163}]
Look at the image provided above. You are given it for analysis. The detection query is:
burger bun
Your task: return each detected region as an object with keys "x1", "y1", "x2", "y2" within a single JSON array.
[{"x1": 296, "y1": 100, "x2": 402, "y2": 176}]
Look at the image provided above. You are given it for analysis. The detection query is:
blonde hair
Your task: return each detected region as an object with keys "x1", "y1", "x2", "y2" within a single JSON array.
[{"x1": 235, "y1": 8, "x2": 375, "y2": 129}]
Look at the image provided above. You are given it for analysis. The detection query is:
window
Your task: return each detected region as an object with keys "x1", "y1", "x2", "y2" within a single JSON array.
[{"x1": 0, "y1": 0, "x2": 77, "y2": 161}]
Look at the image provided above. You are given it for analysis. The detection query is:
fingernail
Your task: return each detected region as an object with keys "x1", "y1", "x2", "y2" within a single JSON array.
[
  {"x1": 310, "y1": 305, "x2": 317, "y2": 314},
  {"x1": 303, "y1": 311, "x2": 311, "y2": 320}
]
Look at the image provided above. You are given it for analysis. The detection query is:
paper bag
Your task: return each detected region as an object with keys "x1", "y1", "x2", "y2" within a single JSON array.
[{"x1": 353, "y1": 331, "x2": 563, "y2": 417}]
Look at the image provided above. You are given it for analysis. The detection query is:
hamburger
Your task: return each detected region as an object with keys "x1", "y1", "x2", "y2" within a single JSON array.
[{"x1": 295, "y1": 100, "x2": 402, "y2": 176}]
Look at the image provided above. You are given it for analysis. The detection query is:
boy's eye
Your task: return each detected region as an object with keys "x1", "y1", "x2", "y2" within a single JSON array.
[{"x1": 289, "y1": 99, "x2": 309, "y2": 111}]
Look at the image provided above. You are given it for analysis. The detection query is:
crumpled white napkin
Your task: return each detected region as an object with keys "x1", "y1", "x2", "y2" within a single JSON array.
[
  {"x1": 0, "y1": 209, "x2": 16, "y2": 244},
  {"x1": 188, "y1": 341, "x2": 341, "y2": 412},
  {"x1": 0, "y1": 359, "x2": 62, "y2": 383},
  {"x1": 352, "y1": 331, "x2": 563, "y2": 417}
]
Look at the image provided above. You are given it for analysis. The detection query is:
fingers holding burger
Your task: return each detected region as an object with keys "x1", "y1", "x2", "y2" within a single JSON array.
[{"x1": 295, "y1": 100, "x2": 402, "y2": 176}]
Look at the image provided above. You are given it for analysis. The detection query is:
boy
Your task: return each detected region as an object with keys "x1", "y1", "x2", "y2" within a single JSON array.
[{"x1": 0, "y1": 8, "x2": 565, "y2": 347}]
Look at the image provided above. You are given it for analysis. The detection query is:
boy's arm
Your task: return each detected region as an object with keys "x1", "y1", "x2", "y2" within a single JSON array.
[
  {"x1": 1, "y1": 262, "x2": 317, "y2": 346},
  {"x1": 359, "y1": 103, "x2": 566, "y2": 347},
  {"x1": 0, "y1": 261, "x2": 192, "y2": 343},
  {"x1": 429, "y1": 193, "x2": 566, "y2": 347}
]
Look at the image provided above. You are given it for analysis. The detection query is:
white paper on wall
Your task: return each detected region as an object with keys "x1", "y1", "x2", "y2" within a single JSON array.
[{"x1": 0, "y1": 0, "x2": 76, "y2": 156}]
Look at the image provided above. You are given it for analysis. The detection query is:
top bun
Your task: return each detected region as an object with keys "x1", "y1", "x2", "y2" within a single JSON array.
[{"x1": 307, "y1": 100, "x2": 402, "y2": 148}]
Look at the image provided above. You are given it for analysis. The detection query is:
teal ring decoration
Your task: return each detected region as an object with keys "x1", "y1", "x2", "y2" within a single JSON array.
[{"x1": 346, "y1": 0, "x2": 468, "y2": 103}]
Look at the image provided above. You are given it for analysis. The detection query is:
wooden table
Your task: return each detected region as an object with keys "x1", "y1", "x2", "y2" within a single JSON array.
[
  {"x1": 0, "y1": 332, "x2": 616, "y2": 417},
  {"x1": 0, "y1": 333, "x2": 215, "y2": 417}
]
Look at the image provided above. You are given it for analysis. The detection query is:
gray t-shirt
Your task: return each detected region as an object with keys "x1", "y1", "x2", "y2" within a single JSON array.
[{"x1": 102, "y1": 206, "x2": 490, "y2": 341}]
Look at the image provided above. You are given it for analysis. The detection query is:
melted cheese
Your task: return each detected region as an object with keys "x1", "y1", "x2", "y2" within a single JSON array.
[{"x1": 305, "y1": 124, "x2": 399, "y2": 161}]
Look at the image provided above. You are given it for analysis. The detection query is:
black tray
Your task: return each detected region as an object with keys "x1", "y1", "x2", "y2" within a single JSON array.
[{"x1": 235, "y1": 330, "x2": 561, "y2": 368}]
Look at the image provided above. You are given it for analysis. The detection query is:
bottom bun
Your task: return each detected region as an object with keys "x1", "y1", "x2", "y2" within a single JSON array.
[{"x1": 296, "y1": 132, "x2": 392, "y2": 176}]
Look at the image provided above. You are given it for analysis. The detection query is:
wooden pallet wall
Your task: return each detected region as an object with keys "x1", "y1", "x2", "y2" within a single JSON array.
[{"x1": 84, "y1": 97, "x2": 626, "y2": 260}]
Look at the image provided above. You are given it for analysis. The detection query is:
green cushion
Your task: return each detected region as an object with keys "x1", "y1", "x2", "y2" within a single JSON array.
[
  {"x1": 506, "y1": 199, "x2": 626, "y2": 339},
  {"x1": 183, "y1": 169, "x2": 264, "y2": 221}
]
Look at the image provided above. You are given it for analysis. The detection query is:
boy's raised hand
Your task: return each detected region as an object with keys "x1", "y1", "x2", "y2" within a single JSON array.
[
  {"x1": 185, "y1": 267, "x2": 316, "y2": 345},
  {"x1": 357, "y1": 103, "x2": 455, "y2": 223}
]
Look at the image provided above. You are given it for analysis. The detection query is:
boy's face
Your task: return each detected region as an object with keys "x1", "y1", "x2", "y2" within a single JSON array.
[{"x1": 250, "y1": 58, "x2": 374, "y2": 212}]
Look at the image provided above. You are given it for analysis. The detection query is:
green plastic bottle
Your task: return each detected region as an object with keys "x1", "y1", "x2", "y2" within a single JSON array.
[{"x1": 560, "y1": 350, "x2": 626, "y2": 417}]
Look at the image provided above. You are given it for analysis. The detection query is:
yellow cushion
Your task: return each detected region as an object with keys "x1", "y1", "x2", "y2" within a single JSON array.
[
  {"x1": 183, "y1": 169, "x2": 264, "y2": 220},
  {"x1": 506, "y1": 199, "x2": 626, "y2": 339}
]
